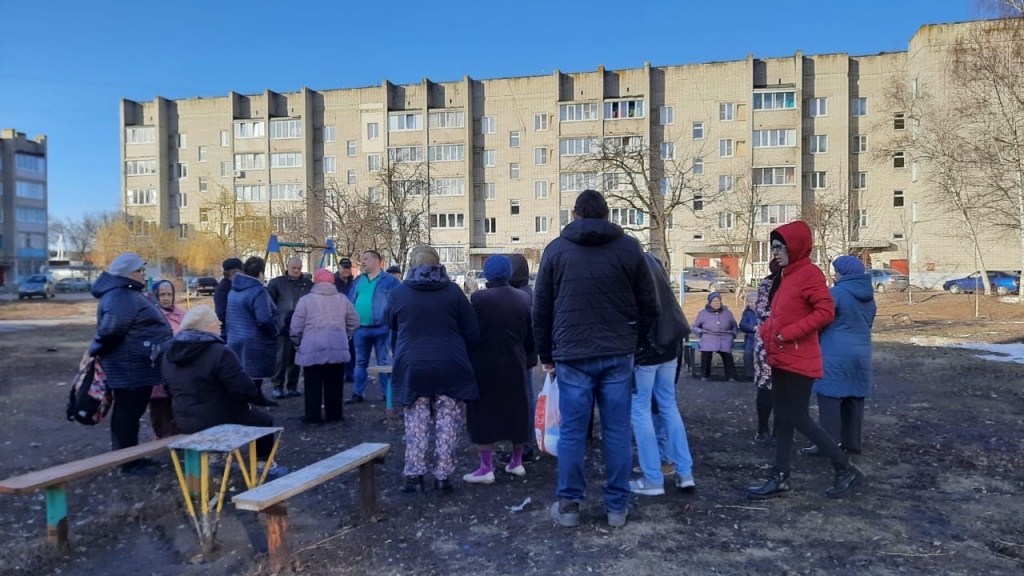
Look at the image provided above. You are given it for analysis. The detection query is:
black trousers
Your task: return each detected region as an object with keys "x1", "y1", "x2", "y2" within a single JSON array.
[
  {"x1": 273, "y1": 335, "x2": 301, "y2": 391},
  {"x1": 756, "y1": 387, "x2": 774, "y2": 435},
  {"x1": 771, "y1": 368, "x2": 848, "y2": 472},
  {"x1": 232, "y1": 407, "x2": 276, "y2": 460},
  {"x1": 817, "y1": 394, "x2": 865, "y2": 453},
  {"x1": 701, "y1": 351, "x2": 738, "y2": 379},
  {"x1": 110, "y1": 387, "x2": 154, "y2": 450},
  {"x1": 303, "y1": 363, "x2": 345, "y2": 423}
]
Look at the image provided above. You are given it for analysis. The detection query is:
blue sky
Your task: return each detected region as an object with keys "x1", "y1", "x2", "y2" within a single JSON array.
[{"x1": 0, "y1": 0, "x2": 978, "y2": 222}]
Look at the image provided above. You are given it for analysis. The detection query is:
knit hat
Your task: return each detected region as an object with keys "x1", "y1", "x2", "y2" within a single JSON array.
[
  {"x1": 483, "y1": 255, "x2": 513, "y2": 284},
  {"x1": 833, "y1": 255, "x2": 865, "y2": 277},
  {"x1": 222, "y1": 258, "x2": 243, "y2": 272},
  {"x1": 313, "y1": 268, "x2": 335, "y2": 284},
  {"x1": 386, "y1": 265, "x2": 402, "y2": 275},
  {"x1": 707, "y1": 291, "x2": 722, "y2": 305},
  {"x1": 109, "y1": 253, "x2": 145, "y2": 278}
]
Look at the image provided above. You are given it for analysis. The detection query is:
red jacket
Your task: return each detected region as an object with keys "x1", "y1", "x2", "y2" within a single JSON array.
[{"x1": 758, "y1": 221, "x2": 835, "y2": 379}]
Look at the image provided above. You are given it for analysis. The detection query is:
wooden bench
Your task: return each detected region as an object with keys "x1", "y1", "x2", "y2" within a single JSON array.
[
  {"x1": 0, "y1": 436, "x2": 185, "y2": 547},
  {"x1": 683, "y1": 339, "x2": 747, "y2": 378},
  {"x1": 233, "y1": 442, "x2": 390, "y2": 567}
]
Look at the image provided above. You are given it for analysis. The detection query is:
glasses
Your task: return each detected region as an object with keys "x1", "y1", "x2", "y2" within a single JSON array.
[{"x1": 770, "y1": 244, "x2": 787, "y2": 253}]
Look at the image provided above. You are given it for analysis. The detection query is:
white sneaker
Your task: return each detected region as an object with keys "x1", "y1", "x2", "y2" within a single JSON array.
[
  {"x1": 629, "y1": 477, "x2": 665, "y2": 496},
  {"x1": 462, "y1": 470, "x2": 495, "y2": 484},
  {"x1": 505, "y1": 463, "x2": 526, "y2": 477},
  {"x1": 676, "y1": 475, "x2": 696, "y2": 490}
]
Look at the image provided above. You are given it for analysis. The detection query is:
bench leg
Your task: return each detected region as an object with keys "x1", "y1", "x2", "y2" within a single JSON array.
[
  {"x1": 184, "y1": 449, "x2": 202, "y2": 497},
  {"x1": 45, "y1": 483, "x2": 68, "y2": 548},
  {"x1": 262, "y1": 504, "x2": 290, "y2": 568},
  {"x1": 358, "y1": 462, "x2": 378, "y2": 521}
]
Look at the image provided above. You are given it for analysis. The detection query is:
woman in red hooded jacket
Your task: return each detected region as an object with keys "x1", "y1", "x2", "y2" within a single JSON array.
[{"x1": 747, "y1": 221, "x2": 865, "y2": 500}]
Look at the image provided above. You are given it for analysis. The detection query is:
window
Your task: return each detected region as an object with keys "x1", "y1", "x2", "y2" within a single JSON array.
[
  {"x1": 270, "y1": 152, "x2": 302, "y2": 168},
  {"x1": 693, "y1": 194, "x2": 704, "y2": 211},
  {"x1": 535, "y1": 147, "x2": 548, "y2": 165},
  {"x1": 175, "y1": 162, "x2": 188, "y2": 179},
  {"x1": 15, "y1": 207, "x2": 47, "y2": 223},
  {"x1": 476, "y1": 183, "x2": 496, "y2": 200},
  {"x1": 659, "y1": 106, "x2": 675, "y2": 125},
  {"x1": 535, "y1": 216, "x2": 550, "y2": 233},
  {"x1": 484, "y1": 217, "x2": 497, "y2": 234},
  {"x1": 692, "y1": 233, "x2": 705, "y2": 242},
  {"x1": 604, "y1": 99, "x2": 645, "y2": 119},
  {"x1": 859, "y1": 209, "x2": 869, "y2": 227},
  {"x1": 388, "y1": 146, "x2": 424, "y2": 163},
  {"x1": 852, "y1": 172, "x2": 867, "y2": 190},
  {"x1": 893, "y1": 233, "x2": 905, "y2": 241},
  {"x1": 809, "y1": 135, "x2": 828, "y2": 154},
  {"x1": 125, "y1": 189, "x2": 157, "y2": 205},
  {"x1": 852, "y1": 98, "x2": 868, "y2": 117},
  {"x1": 388, "y1": 113, "x2": 423, "y2": 132},
  {"x1": 852, "y1": 135, "x2": 868, "y2": 154},
  {"x1": 752, "y1": 166, "x2": 796, "y2": 185},
  {"x1": 692, "y1": 158, "x2": 704, "y2": 175},
  {"x1": 368, "y1": 186, "x2": 382, "y2": 203},
  {"x1": 893, "y1": 190, "x2": 905, "y2": 207},
  {"x1": 220, "y1": 161, "x2": 230, "y2": 177},
  {"x1": 894, "y1": 112, "x2": 906, "y2": 130},
  {"x1": 752, "y1": 129, "x2": 797, "y2": 148},
  {"x1": 436, "y1": 246, "x2": 466, "y2": 264},
  {"x1": 175, "y1": 134, "x2": 187, "y2": 149},
  {"x1": 481, "y1": 116, "x2": 496, "y2": 134},
  {"x1": 395, "y1": 180, "x2": 424, "y2": 196},
  {"x1": 428, "y1": 144, "x2": 464, "y2": 162},
  {"x1": 178, "y1": 192, "x2": 188, "y2": 208},
  {"x1": 534, "y1": 180, "x2": 549, "y2": 199},
  {"x1": 367, "y1": 154, "x2": 381, "y2": 172},
  {"x1": 220, "y1": 131, "x2": 230, "y2": 147},
  {"x1": 234, "y1": 121, "x2": 265, "y2": 139},
  {"x1": 323, "y1": 156, "x2": 337, "y2": 174},
  {"x1": 270, "y1": 119, "x2": 301, "y2": 139},
  {"x1": 755, "y1": 204, "x2": 798, "y2": 225},
  {"x1": 367, "y1": 122, "x2": 380, "y2": 140},
  {"x1": 430, "y1": 213, "x2": 465, "y2": 229},
  {"x1": 15, "y1": 181, "x2": 45, "y2": 199},
  {"x1": 719, "y1": 212, "x2": 735, "y2": 229},
  {"x1": 693, "y1": 122, "x2": 705, "y2": 140},
  {"x1": 510, "y1": 131, "x2": 521, "y2": 148},
  {"x1": 807, "y1": 171, "x2": 828, "y2": 189},
  {"x1": 534, "y1": 113, "x2": 549, "y2": 131},
  {"x1": 559, "y1": 172, "x2": 598, "y2": 192},
  {"x1": 559, "y1": 102, "x2": 599, "y2": 122},
  {"x1": 661, "y1": 142, "x2": 675, "y2": 160},
  {"x1": 125, "y1": 159, "x2": 157, "y2": 175},
  {"x1": 199, "y1": 177, "x2": 208, "y2": 192},
  {"x1": 807, "y1": 97, "x2": 827, "y2": 117},
  {"x1": 560, "y1": 209, "x2": 572, "y2": 228},
  {"x1": 428, "y1": 110, "x2": 464, "y2": 129},
  {"x1": 347, "y1": 140, "x2": 357, "y2": 157},
  {"x1": 610, "y1": 208, "x2": 645, "y2": 226},
  {"x1": 430, "y1": 178, "x2": 466, "y2": 196},
  {"x1": 179, "y1": 224, "x2": 189, "y2": 239},
  {"x1": 559, "y1": 137, "x2": 597, "y2": 156},
  {"x1": 719, "y1": 102, "x2": 734, "y2": 121},
  {"x1": 482, "y1": 149, "x2": 496, "y2": 167},
  {"x1": 719, "y1": 139, "x2": 733, "y2": 157},
  {"x1": 510, "y1": 163, "x2": 520, "y2": 179},
  {"x1": 718, "y1": 174, "x2": 734, "y2": 193},
  {"x1": 510, "y1": 200, "x2": 521, "y2": 215},
  {"x1": 753, "y1": 91, "x2": 796, "y2": 110},
  {"x1": 347, "y1": 170, "x2": 357, "y2": 185},
  {"x1": 234, "y1": 153, "x2": 265, "y2": 171},
  {"x1": 893, "y1": 151, "x2": 906, "y2": 169},
  {"x1": 198, "y1": 146, "x2": 207, "y2": 162},
  {"x1": 604, "y1": 135, "x2": 643, "y2": 153},
  {"x1": 511, "y1": 236, "x2": 521, "y2": 243},
  {"x1": 125, "y1": 126, "x2": 155, "y2": 144},
  {"x1": 324, "y1": 126, "x2": 336, "y2": 142},
  {"x1": 660, "y1": 177, "x2": 673, "y2": 195},
  {"x1": 235, "y1": 184, "x2": 267, "y2": 202},
  {"x1": 270, "y1": 183, "x2": 304, "y2": 200}
]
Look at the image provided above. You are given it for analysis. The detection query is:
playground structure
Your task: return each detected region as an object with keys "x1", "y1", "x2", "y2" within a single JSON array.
[{"x1": 264, "y1": 235, "x2": 338, "y2": 277}]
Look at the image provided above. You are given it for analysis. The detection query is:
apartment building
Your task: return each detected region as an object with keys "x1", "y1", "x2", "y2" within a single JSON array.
[
  {"x1": 0, "y1": 129, "x2": 48, "y2": 286},
  {"x1": 120, "y1": 19, "x2": 1019, "y2": 283}
]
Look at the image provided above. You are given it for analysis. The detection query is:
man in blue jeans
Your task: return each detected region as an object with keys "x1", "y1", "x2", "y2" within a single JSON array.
[
  {"x1": 533, "y1": 190, "x2": 658, "y2": 528},
  {"x1": 346, "y1": 250, "x2": 401, "y2": 404}
]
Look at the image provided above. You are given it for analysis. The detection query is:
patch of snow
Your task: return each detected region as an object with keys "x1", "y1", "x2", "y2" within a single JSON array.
[{"x1": 911, "y1": 336, "x2": 1024, "y2": 364}]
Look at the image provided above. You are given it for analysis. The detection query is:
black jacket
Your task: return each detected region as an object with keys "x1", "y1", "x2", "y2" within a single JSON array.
[
  {"x1": 214, "y1": 276, "x2": 232, "y2": 340},
  {"x1": 635, "y1": 254, "x2": 691, "y2": 366},
  {"x1": 88, "y1": 272, "x2": 173, "y2": 389},
  {"x1": 267, "y1": 273, "x2": 313, "y2": 334},
  {"x1": 508, "y1": 254, "x2": 538, "y2": 368},
  {"x1": 333, "y1": 272, "x2": 355, "y2": 297},
  {"x1": 161, "y1": 330, "x2": 262, "y2": 433},
  {"x1": 533, "y1": 218, "x2": 659, "y2": 364}
]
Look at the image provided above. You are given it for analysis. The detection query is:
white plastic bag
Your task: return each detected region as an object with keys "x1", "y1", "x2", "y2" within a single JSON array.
[{"x1": 535, "y1": 373, "x2": 561, "y2": 457}]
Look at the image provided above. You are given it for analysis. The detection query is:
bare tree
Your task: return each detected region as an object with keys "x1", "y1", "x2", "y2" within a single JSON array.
[
  {"x1": 702, "y1": 173, "x2": 772, "y2": 292},
  {"x1": 50, "y1": 211, "x2": 122, "y2": 262},
  {"x1": 976, "y1": 0, "x2": 1024, "y2": 17},
  {"x1": 308, "y1": 179, "x2": 380, "y2": 260},
  {"x1": 374, "y1": 159, "x2": 429, "y2": 270}
]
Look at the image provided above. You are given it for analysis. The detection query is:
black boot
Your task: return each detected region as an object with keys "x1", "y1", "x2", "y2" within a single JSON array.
[
  {"x1": 399, "y1": 475, "x2": 424, "y2": 493},
  {"x1": 800, "y1": 445, "x2": 823, "y2": 457},
  {"x1": 254, "y1": 381, "x2": 279, "y2": 407},
  {"x1": 825, "y1": 464, "x2": 864, "y2": 499},
  {"x1": 746, "y1": 468, "x2": 791, "y2": 500},
  {"x1": 434, "y1": 478, "x2": 454, "y2": 494}
]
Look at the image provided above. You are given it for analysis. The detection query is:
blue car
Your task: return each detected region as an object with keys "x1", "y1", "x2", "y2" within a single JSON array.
[{"x1": 943, "y1": 271, "x2": 1020, "y2": 296}]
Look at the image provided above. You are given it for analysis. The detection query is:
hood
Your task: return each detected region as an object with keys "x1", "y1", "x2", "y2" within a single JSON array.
[
  {"x1": 508, "y1": 254, "x2": 530, "y2": 289},
  {"x1": 151, "y1": 279, "x2": 176, "y2": 310},
  {"x1": 560, "y1": 218, "x2": 625, "y2": 247},
  {"x1": 405, "y1": 264, "x2": 451, "y2": 291},
  {"x1": 770, "y1": 220, "x2": 814, "y2": 264},
  {"x1": 834, "y1": 273, "x2": 875, "y2": 303},
  {"x1": 310, "y1": 282, "x2": 338, "y2": 296},
  {"x1": 91, "y1": 271, "x2": 143, "y2": 298},
  {"x1": 232, "y1": 273, "x2": 264, "y2": 292},
  {"x1": 165, "y1": 329, "x2": 223, "y2": 365}
]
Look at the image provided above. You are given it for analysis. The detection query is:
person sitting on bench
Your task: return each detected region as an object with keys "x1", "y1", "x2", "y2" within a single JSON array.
[{"x1": 692, "y1": 292, "x2": 739, "y2": 381}]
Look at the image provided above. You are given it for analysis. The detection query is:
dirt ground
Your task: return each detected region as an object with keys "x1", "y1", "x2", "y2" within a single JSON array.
[{"x1": 1, "y1": 290, "x2": 1022, "y2": 575}]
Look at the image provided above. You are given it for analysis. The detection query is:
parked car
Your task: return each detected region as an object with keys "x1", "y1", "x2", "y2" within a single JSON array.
[
  {"x1": 682, "y1": 267, "x2": 738, "y2": 293},
  {"x1": 943, "y1": 271, "x2": 1020, "y2": 296},
  {"x1": 18, "y1": 275, "x2": 55, "y2": 300},
  {"x1": 55, "y1": 276, "x2": 91, "y2": 293},
  {"x1": 867, "y1": 268, "x2": 910, "y2": 293},
  {"x1": 194, "y1": 277, "x2": 219, "y2": 296}
]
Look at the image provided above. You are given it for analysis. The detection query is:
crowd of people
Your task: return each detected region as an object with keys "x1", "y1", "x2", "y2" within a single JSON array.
[{"x1": 86, "y1": 189, "x2": 875, "y2": 527}]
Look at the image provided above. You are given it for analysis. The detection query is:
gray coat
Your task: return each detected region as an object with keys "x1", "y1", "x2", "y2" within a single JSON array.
[
  {"x1": 290, "y1": 283, "x2": 360, "y2": 366},
  {"x1": 693, "y1": 306, "x2": 738, "y2": 353}
]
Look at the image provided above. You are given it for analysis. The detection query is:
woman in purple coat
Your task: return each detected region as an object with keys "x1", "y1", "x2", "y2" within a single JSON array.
[{"x1": 692, "y1": 292, "x2": 739, "y2": 381}]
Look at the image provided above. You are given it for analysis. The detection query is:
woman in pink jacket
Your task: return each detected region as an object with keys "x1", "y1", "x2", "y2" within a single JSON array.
[{"x1": 150, "y1": 280, "x2": 185, "y2": 439}]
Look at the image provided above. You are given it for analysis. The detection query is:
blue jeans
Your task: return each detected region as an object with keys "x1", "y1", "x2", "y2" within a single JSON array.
[
  {"x1": 555, "y1": 354, "x2": 633, "y2": 514},
  {"x1": 632, "y1": 360, "x2": 693, "y2": 484},
  {"x1": 353, "y1": 325, "x2": 391, "y2": 398}
]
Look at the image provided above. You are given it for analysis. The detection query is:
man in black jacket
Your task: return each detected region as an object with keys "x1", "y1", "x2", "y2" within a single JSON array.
[
  {"x1": 214, "y1": 258, "x2": 243, "y2": 341},
  {"x1": 267, "y1": 257, "x2": 313, "y2": 398},
  {"x1": 534, "y1": 190, "x2": 658, "y2": 529}
]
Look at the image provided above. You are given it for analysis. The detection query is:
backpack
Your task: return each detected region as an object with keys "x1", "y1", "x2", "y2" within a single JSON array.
[{"x1": 66, "y1": 353, "x2": 112, "y2": 425}]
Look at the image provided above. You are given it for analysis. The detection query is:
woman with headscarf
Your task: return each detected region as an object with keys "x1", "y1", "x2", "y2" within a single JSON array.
[
  {"x1": 692, "y1": 292, "x2": 739, "y2": 381},
  {"x1": 463, "y1": 255, "x2": 534, "y2": 484},
  {"x1": 290, "y1": 269, "x2": 360, "y2": 424},
  {"x1": 149, "y1": 279, "x2": 186, "y2": 439},
  {"x1": 751, "y1": 260, "x2": 782, "y2": 446},
  {"x1": 804, "y1": 255, "x2": 877, "y2": 457},
  {"x1": 747, "y1": 221, "x2": 864, "y2": 500},
  {"x1": 388, "y1": 246, "x2": 480, "y2": 493}
]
